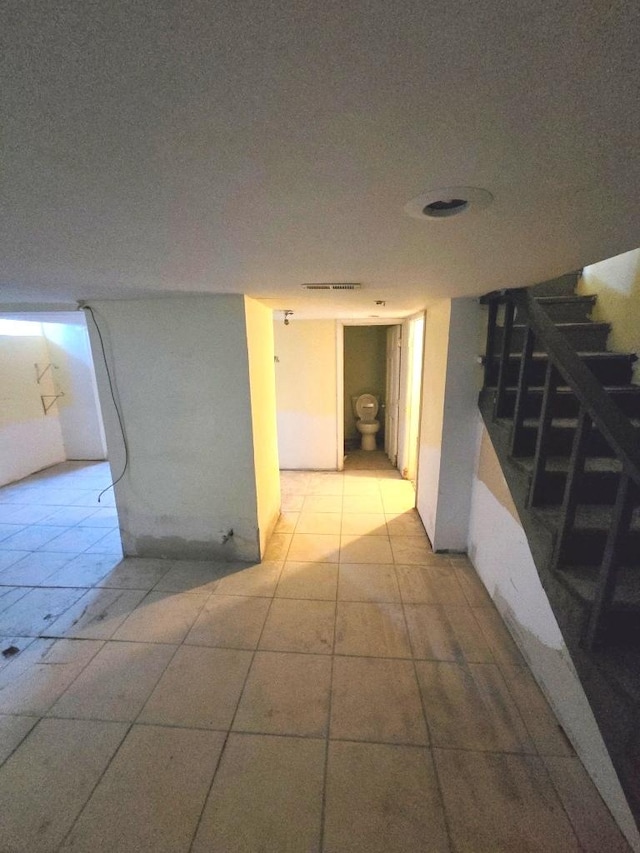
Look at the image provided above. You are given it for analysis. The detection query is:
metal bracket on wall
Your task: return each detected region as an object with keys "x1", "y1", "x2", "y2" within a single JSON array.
[
  {"x1": 34, "y1": 362, "x2": 58, "y2": 384},
  {"x1": 40, "y1": 393, "x2": 65, "y2": 415}
]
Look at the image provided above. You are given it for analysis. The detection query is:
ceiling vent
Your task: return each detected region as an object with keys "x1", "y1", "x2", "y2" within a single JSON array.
[{"x1": 301, "y1": 283, "x2": 361, "y2": 291}]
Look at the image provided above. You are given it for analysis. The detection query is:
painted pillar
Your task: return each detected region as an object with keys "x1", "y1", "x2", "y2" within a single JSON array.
[
  {"x1": 85, "y1": 294, "x2": 280, "y2": 561},
  {"x1": 416, "y1": 297, "x2": 479, "y2": 551}
]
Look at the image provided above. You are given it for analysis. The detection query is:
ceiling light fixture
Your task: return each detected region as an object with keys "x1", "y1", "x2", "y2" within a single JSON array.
[{"x1": 404, "y1": 186, "x2": 493, "y2": 221}]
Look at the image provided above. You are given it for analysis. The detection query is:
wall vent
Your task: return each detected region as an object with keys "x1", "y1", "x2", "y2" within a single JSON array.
[{"x1": 301, "y1": 283, "x2": 361, "y2": 291}]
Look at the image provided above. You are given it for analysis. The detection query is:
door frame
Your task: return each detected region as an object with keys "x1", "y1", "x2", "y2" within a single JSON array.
[{"x1": 336, "y1": 318, "x2": 407, "y2": 471}]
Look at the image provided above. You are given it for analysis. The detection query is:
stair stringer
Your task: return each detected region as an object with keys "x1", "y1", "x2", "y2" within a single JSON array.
[{"x1": 476, "y1": 393, "x2": 640, "y2": 848}]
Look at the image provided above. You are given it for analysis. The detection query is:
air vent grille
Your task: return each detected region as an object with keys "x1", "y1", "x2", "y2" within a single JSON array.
[{"x1": 301, "y1": 283, "x2": 361, "y2": 291}]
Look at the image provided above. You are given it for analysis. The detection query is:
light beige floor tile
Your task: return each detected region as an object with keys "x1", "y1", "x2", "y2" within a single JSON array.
[
  {"x1": 152, "y1": 561, "x2": 222, "y2": 593},
  {"x1": 213, "y1": 561, "x2": 282, "y2": 597},
  {"x1": 340, "y1": 513, "x2": 387, "y2": 536},
  {"x1": 287, "y1": 534, "x2": 341, "y2": 563},
  {"x1": 296, "y1": 512, "x2": 342, "y2": 534},
  {"x1": 112, "y1": 590, "x2": 208, "y2": 644},
  {"x1": 390, "y1": 536, "x2": 433, "y2": 564},
  {"x1": 192, "y1": 733, "x2": 324, "y2": 853},
  {"x1": 340, "y1": 534, "x2": 393, "y2": 564},
  {"x1": 60, "y1": 725, "x2": 225, "y2": 853},
  {"x1": 0, "y1": 587, "x2": 33, "y2": 615},
  {"x1": 275, "y1": 561, "x2": 338, "y2": 600},
  {"x1": 0, "y1": 714, "x2": 38, "y2": 765},
  {"x1": 385, "y1": 509, "x2": 427, "y2": 536},
  {"x1": 342, "y1": 477, "x2": 381, "y2": 496},
  {"x1": 0, "y1": 718, "x2": 127, "y2": 853},
  {"x1": 185, "y1": 594, "x2": 271, "y2": 649},
  {"x1": 274, "y1": 512, "x2": 299, "y2": 533},
  {"x1": 263, "y1": 533, "x2": 292, "y2": 560},
  {"x1": 308, "y1": 476, "x2": 344, "y2": 495},
  {"x1": 44, "y1": 588, "x2": 147, "y2": 640},
  {"x1": 281, "y1": 494, "x2": 305, "y2": 512},
  {"x1": 139, "y1": 646, "x2": 252, "y2": 729},
  {"x1": 472, "y1": 605, "x2": 525, "y2": 667},
  {"x1": 0, "y1": 552, "x2": 72, "y2": 585},
  {"x1": 259, "y1": 598, "x2": 334, "y2": 654},
  {"x1": 451, "y1": 558, "x2": 494, "y2": 606},
  {"x1": 45, "y1": 554, "x2": 121, "y2": 587},
  {"x1": 500, "y1": 665, "x2": 574, "y2": 756},
  {"x1": 342, "y1": 494, "x2": 384, "y2": 514},
  {"x1": 435, "y1": 748, "x2": 580, "y2": 852},
  {"x1": 0, "y1": 586, "x2": 88, "y2": 636},
  {"x1": 48, "y1": 641, "x2": 176, "y2": 721},
  {"x1": 233, "y1": 651, "x2": 331, "y2": 736},
  {"x1": 543, "y1": 755, "x2": 632, "y2": 853},
  {"x1": 0, "y1": 638, "x2": 103, "y2": 715},
  {"x1": 331, "y1": 656, "x2": 428, "y2": 745},
  {"x1": 98, "y1": 558, "x2": 171, "y2": 590},
  {"x1": 334, "y1": 601, "x2": 411, "y2": 658},
  {"x1": 396, "y1": 563, "x2": 467, "y2": 604},
  {"x1": 302, "y1": 495, "x2": 343, "y2": 513},
  {"x1": 416, "y1": 661, "x2": 534, "y2": 753},
  {"x1": 324, "y1": 741, "x2": 448, "y2": 853},
  {"x1": 404, "y1": 603, "x2": 494, "y2": 663},
  {"x1": 338, "y1": 563, "x2": 400, "y2": 602},
  {"x1": 0, "y1": 635, "x2": 35, "y2": 670},
  {"x1": 383, "y1": 498, "x2": 417, "y2": 514}
]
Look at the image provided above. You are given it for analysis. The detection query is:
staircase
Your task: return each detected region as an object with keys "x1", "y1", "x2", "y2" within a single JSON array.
[{"x1": 479, "y1": 271, "x2": 640, "y2": 825}]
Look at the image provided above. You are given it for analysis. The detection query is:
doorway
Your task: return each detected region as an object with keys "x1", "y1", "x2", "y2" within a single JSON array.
[{"x1": 337, "y1": 315, "x2": 425, "y2": 478}]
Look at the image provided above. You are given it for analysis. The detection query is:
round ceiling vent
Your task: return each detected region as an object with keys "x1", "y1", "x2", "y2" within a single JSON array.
[{"x1": 404, "y1": 186, "x2": 493, "y2": 221}]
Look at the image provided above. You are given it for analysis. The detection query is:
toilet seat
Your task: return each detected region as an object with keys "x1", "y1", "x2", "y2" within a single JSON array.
[{"x1": 355, "y1": 394, "x2": 379, "y2": 422}]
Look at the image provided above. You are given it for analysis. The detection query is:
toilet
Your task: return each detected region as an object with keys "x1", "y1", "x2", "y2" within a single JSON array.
[{"x1": 353, "y1": 393, "x2": 381, "y2": 451}]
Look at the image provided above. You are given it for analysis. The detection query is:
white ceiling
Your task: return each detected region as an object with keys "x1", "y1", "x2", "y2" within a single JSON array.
[{"x1": 2, "y1": 1, "x2": 639, "y2": 319}]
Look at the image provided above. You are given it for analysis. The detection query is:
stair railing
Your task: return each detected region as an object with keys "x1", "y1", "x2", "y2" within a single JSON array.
[{"x1": 481, "y1": 288, "x2": 640, "y2": 648}]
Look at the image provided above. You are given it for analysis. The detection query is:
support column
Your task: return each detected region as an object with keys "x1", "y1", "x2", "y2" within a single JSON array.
[{"x1": 86, "y1": 294, "x2": 280, "y2": 561}]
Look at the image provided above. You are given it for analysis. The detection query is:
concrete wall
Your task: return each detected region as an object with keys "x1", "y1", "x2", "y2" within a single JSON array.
[
  {"x1": 42, "y1": 321, "x2": 107, "y2": 460},
  {"x1": 467, "y1": 418, "x2": 640, "y2": 852},
  {"x1": 274, "y1": 319, "x2": 338, "y2": 470},
  {"x1": 343, "y1": 325, "x2": 386, "y2": 442},
  {"x1": 577, "y1": 248, "x2": 640, "y2": 382},
  {"x1": 86, "y1": 295, "x2": 270, "y2": 561},
  {"x1": 244, "y1": 297, "x2": 281, "y2": 557},
  {"x1": 416, "y1": 298, "x2": 478, "y2": 551},
  {"x1": 0, "y1": 326, "x2": 66, "y2": 486}
]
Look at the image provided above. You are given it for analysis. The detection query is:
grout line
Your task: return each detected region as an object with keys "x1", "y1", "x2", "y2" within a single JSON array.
[{"x1": 186, "y1": 560, "x2": 286, "y2": 852}]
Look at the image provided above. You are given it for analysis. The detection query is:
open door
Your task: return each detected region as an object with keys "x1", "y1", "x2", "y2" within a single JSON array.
[{"x1": 385, "y1": 324, "x2": 402, "y2": 465}]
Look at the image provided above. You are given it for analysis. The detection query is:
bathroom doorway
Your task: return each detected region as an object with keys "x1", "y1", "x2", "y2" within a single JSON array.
[{"x1": 337, "y1": 315, "x2": 425, "y2": 477}]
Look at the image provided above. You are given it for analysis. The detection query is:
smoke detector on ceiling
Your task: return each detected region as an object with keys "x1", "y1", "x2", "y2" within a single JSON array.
[
  {"x1": 404, "y1": 186, "x2": 493, "y2": 220},
  {"x1": 301, "y1": 283, "x2": 362, "y2": 291}
]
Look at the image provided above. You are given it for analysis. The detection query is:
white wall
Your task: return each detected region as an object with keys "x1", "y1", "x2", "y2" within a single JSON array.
[
  {"x1": 416, "y1": 298, "x2": 479, "y2": 551},
  {"x1": 42, "y1": 321, "x2": 107, "y2": 460},
  {"x1": 87, "y1": 295, "x2": 267, "y2": 561},
  {"x1": 244, "y1": 297, "x2": 281, "y2": 556},
  {"x1": 468, "y1": 418, "x2": 640, "y2": 852},
  {"x1": 0, "y1": 330, "x2": 66, "y2": 486},
  {"x1": 274, "y1": 319, "x2": 338, "y2": 470},
  {"x1": 578, "y1": 248, "x2": 640, "y2": 382}
]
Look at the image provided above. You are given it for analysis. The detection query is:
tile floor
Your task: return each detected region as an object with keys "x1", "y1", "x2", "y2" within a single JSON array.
[{"x1": 0, "y1": 461, "x2": 632, "y2": 852}]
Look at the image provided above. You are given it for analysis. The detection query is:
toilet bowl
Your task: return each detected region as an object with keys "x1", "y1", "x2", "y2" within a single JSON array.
[{"x1": 353, "y1": 394, "x2": 380, "y2": 451}]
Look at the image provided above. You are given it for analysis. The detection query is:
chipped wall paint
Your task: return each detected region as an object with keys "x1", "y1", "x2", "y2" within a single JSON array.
[{"x1": 468, "y1": 415, "x2": 640, "y2": 851}]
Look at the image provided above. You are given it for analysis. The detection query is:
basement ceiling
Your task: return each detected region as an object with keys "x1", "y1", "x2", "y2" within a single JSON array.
[{"x1": 1, "y1": 0, "x2": 639, "y2": 319}]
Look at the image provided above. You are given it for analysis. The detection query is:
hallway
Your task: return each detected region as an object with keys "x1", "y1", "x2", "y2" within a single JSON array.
[{"x1": 0, "y1": 462, "x2": 630, "y2": 851}]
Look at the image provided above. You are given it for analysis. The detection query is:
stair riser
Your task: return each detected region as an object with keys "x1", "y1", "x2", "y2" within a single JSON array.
[
  {"x1": 533, "y1": 471, "x2": 622, "y2": 506},
  {"x1": 530, "y1": 273, "x2": 581, "y2": 297},
  {"x1": 500, "y1": 393, "x2": 640, "y2": 419},
  {"x1": 496, "y1": 325, "x2": 610, "y2": 353},
  {"x1": 516, "y1": 427, "x2": 633, "y2": 457},
  {"x1": 516, "y1": 303, "x2": 594, "y2": 323},
  {"x1": 560, "y1": 531, "x2": 640, "y2": 566},
  {"x1": 485, "y1": 359, "x2": 634, "y2": 387}
]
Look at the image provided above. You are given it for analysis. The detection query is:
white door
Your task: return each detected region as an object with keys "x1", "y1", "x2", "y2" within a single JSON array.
[{"x1": 385, "y1": 325, "x2": 402, "y2": 465}]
